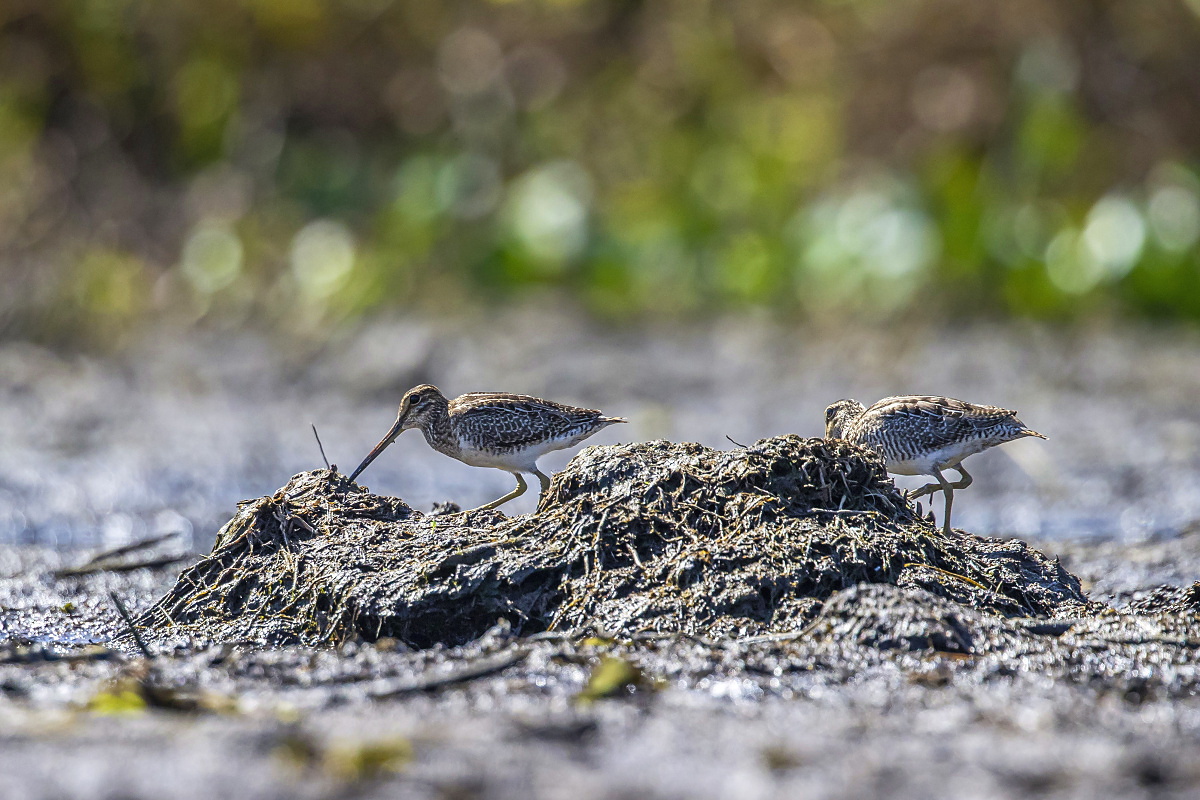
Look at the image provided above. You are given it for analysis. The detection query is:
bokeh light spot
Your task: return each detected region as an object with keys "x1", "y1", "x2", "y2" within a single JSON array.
[
  {"x1": 180, "y1": 224, "x2": 243, "y2": 294},
  {"x1": 1016, "y1": 37, "x2": 1080, "y2": 94},
  {"x1": 174, "y1": 57, "x2": 239, "y2": 130},
  {"x1": 507, "y1": 160, "x2": 593, "y2": 265},
  {"x1": 438, "y1": 28, "x2": 504, "y2": 96},
  {"x1": 1082, "y1": 195, "x2": 1145, "y2": 277},
  {"x1": 911, "y1": 66, "x2": 977, "y2": 132},
  {"x1": 797, "y1": 179, "x2": 941, "y2": 310},
  {"x1": 290, "y1": 219, "x2": 355, "y2": 300},
  {"x1": 1045, "y1": 227, "x2": 1102, "y2": 294},
  {"x1": 1148, "y1": 186, "x2": 1200, "y2": 253}
]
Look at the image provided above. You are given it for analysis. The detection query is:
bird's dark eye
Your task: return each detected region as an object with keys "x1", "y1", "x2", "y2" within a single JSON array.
[{"x1": 826, "y1": 408, "x2": 835, "y2": 419}]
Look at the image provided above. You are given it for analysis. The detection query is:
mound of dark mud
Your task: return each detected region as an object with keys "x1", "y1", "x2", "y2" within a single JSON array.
[{"x1": 139, "y1": 436, "x2": 1099, "y2": 647}]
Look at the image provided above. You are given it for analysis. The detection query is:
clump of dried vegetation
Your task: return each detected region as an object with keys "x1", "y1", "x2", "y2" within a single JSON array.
[{"x1": 139, "y1": 436, "x2": 1099, "y2": 647}]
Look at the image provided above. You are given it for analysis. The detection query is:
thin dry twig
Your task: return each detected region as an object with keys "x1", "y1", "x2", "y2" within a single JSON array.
[
  {"x1": 369, "y1": 648, "x2": 533, "y2": 698},
  {"x1": 78, "y1": 532, "x2": 182, "y2": 568},
  {"x1": 311, "y1": 423, "x2": 331, "y2": 471},
  {"x1": 55, "y1": 553, "x2": 192, "y2": 579},
  {"x1": 109, "y1": 591, "x2": 153, "y2": 659}
]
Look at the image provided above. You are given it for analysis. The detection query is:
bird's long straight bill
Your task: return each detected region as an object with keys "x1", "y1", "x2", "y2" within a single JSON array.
[{"x1": 348, "y1": 419, "x2": 403, "y2": 482}]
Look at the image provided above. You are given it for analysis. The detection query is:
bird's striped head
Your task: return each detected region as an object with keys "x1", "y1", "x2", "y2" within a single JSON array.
[
  {"x1": 824, "y1": 399, "x2": 866, "y2": 440},
  {"x1": 396, "y1": 384, "x2": 447, "y2": 432},
  {"x1": 348, "y1": 384, "x2": 448, "y2": 482}
]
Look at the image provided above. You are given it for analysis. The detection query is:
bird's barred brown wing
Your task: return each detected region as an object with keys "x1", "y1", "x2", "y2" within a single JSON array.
[
  {"x1": 451, "y1": 393, "x2": 603, "y2": 451},
  {"x1": 863, "y1": 395, "x2": 1024, "y2": 454}
]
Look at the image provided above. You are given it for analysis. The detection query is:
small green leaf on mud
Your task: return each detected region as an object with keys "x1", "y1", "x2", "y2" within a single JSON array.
[
  {"x1": 275, "y1": 734, "x2": 412, "y2": 780},
  {"x1": 577, "y1": 656, "x2": 643, "y2": 703},
  {"x1": 324, "y1": 738, "x2": 413, "y2": 780},
  {"x1": 580, "y1": 636, "x2": 614, "y2": 648},
  {"x1": 87, "y1": 689, "x2": 147, "y2": 715}
]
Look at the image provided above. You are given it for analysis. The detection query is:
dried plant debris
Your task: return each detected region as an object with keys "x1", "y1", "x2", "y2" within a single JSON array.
[
  {"x1": 137, "y1": 436, "x2": 1099, "y2": 648},
  {"x1": 1119, "y1": 582, "x2": 1200, "y2": 615}
]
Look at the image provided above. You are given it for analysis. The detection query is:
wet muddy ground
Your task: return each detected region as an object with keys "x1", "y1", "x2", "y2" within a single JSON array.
[
  {"x1": 4, "y1": 532, "x2": 1200, "y2": 800},
  {"x1": 3, "y1": 317, "x2": 1200, "y2": 799}
]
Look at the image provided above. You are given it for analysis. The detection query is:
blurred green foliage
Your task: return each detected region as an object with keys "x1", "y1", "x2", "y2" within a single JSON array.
[{"x1": 2, "y1": 0, "x2": 1200, "y2": 342}]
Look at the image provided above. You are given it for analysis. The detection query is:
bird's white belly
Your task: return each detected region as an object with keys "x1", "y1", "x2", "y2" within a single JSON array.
[
  {"x1": 456, "y1": 440, "x2": 567, "y2": 472},
  {"x1": 887, "y1": 456, "x2": 934, "y2": 476},
  {"x1": 888, "y1": 442, "x2": 982, "y2": 476}
]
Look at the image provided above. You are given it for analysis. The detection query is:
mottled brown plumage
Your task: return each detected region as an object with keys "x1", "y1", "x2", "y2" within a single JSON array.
[
  {"x1": 825, "y1": 395, "x2": 1046, "y2": 536},
  {"x1": 349, "y1": 384, "x2": 626, "y2": 512}
]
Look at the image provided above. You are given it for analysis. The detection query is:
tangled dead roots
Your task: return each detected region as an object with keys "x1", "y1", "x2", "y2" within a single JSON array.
[{"x1": 139, "y1": 436, "x2": 1098, "y2": 647}]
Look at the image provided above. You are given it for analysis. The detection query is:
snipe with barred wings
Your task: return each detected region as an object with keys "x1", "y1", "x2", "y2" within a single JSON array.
[
  {"x1": 349, "y1": 384, "x2": 627, "y2": 513},
  {"x1": 824, "y1": 395, "x2": 1046, "y2": 536}
]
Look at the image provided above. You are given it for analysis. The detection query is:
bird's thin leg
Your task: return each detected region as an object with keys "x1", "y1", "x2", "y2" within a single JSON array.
[
  {"x1": 532, "y1": 468, "x2": 551, "y2": 495},
  {"x1": 932, "y1": 467, "x2": 955, "y2": 536},
  {"x1": 468, "y1": 472, "x2": 528, "y2": 512},
  {"x1": 950, "y1": 463, "x2": 973, "y2": 490}
]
